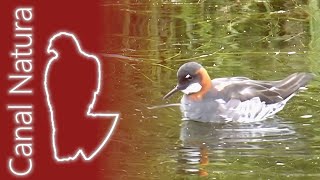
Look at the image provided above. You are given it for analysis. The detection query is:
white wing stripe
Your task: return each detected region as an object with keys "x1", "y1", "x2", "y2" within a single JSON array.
[{"x1": 222, "y1": 97, "x2": 289, "y2": 122}]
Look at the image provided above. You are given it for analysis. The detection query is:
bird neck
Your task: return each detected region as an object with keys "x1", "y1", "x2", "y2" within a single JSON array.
[{"x1": 196, "y1": 68, "x2": 212, "y2": 96}]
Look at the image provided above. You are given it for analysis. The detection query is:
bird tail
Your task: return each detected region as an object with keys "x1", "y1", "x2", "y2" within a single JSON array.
[{"x1": 274, "y1": 73, "x2": 313, "y2": 99}]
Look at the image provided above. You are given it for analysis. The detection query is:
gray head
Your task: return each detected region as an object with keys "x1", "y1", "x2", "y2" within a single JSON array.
[{"x1": 163, "y1": 62, "x2": 208, "y2": 99}]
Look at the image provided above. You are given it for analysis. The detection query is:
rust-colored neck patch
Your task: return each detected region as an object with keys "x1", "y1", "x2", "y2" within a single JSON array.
[{"x1": 188, "y1": 67, "x2": 212, "y2": 100}]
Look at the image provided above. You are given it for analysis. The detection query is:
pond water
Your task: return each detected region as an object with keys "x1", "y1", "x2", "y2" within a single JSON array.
[{"x1": 100, "y1": 0, "x2": 320, "y2": 179}]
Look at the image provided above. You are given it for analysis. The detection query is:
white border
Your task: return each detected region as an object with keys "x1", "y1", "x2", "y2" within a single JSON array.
[{"x1": 44, "y1": 32, "x2": 119, "y2": 162}]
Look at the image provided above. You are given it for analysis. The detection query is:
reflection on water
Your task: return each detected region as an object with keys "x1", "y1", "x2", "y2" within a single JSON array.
[
  {"x1": 180, "y1": 117, "x2": 296, "y2": 147},
  {"x1": 101, "y1": 0, "x2": 320, "y2": 179},
  {"x1": 178, "y1": 118, "x2": 302, "y2": 176}
]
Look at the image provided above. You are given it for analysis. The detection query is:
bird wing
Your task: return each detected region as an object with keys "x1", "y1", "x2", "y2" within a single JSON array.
[
  {"x1": 213, "y1": 73, "x2": 313, "y2": 104},
  {"x1": 217, "y1": 81, "x2": 283, "y2": 104}
]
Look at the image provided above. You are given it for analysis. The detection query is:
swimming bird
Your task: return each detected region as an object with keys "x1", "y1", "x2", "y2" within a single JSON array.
[{"x1": 163, "y1": 62, "x2": 313, "y2": 122}]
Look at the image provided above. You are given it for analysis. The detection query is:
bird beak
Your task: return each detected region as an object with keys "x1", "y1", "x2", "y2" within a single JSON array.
[{"x1": 163, "y1": 85, "x2": 180, "y2": 99}]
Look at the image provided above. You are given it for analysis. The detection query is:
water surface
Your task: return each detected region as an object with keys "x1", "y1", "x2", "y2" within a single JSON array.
[{"x1": 101, "y1": 0, "x2": 320, "y2": 179}]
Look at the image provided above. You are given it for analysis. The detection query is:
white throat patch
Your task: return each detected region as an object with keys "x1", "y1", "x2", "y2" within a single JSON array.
[{"x1": 181, "y1": 83, "x2": 202, "y2": 95}]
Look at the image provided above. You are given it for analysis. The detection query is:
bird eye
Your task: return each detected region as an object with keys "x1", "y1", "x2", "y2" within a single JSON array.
[{"x1": 185, "y1": 74, "x2": 192, "y2": 80}]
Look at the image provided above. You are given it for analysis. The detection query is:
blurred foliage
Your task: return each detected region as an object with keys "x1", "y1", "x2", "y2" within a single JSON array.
[{"x1": 101, "y1": 0, "x2": 320, "y2": 179}]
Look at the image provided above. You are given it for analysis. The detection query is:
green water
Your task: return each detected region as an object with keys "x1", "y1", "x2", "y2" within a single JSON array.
[{"x1": 101, "y1": 0, "x2": 320, "y2": 179}]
